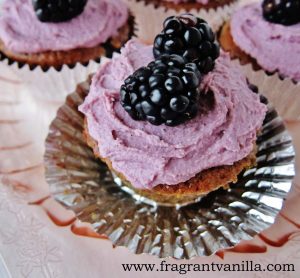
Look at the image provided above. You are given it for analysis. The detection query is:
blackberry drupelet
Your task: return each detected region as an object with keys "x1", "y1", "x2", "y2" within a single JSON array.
[
  {"x1": 32, "y1": 0, "x2": 88, "y2": 23},
  {"x1": 153, "y1": 14, "x2": 220, "y2": 74},
  {"x1": 262, "y1": 0, "x2": 300, "y2": 26},
  {"x1": 120, "y1": 54, "x2": 202, "y2": 126}
]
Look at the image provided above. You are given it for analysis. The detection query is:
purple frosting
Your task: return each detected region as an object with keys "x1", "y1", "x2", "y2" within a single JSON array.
[
  {"x1": 0, "y1": 0, "x2": 128, "y2": 54},
  {"x1": 231, "y1": 3, "x2": 300, "y2": 81},
  {"x1": 79, "y1": 39, "x2": 267, "y2": 190}
]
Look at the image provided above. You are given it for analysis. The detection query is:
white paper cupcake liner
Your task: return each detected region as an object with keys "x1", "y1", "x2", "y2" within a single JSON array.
[
  {"x1": 125, "y1": 0, "x2": 238, "y2": 43},
  {"x1": 235, "y1": 60, "x2": 300, "y2": 121},
  {"x1": 0, "y1": 57, "x2": 103, "y2": 102}
]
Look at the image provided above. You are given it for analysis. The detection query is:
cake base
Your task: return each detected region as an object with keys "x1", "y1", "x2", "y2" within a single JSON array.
[
  {"x1": 219, "y1": 21, "x2": 261, "y2": 70},
  {"x1": 0, "y1": 16, "x2": 134, "y2": 70},
  {"x1": 83, "y1": 119, "x2": 257, "y2": 206}
]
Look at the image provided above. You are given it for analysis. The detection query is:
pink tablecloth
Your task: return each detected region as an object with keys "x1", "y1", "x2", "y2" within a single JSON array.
[{"x1": 0, "y1": 59, "x2": 299, "y2": 277}]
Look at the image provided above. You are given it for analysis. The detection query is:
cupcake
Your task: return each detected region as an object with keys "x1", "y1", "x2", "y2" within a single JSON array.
[
  {"x1": 0, "y1": 0, "x2": 132, "y2": 69},
  {"x1": 79, "y1": 15, "x2": 267, "y2": 206},
  {"x1": 145, "y1": 0, "x2": 234, "y2": 10},
  {"x1": 126, "y1": 0, "x2": 238, "y2": 43},
  {"x1": 219, "y1": 0, "x2": 300, "y2": 82}
]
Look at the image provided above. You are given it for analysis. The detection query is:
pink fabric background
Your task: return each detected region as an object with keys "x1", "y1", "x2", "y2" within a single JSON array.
[{"x1": 0, "y1": 0, "x2": 300, "y2": 274}]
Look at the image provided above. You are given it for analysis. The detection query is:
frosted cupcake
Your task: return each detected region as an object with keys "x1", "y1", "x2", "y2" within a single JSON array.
[
  {"x1": 219, "y1": 0, "x2": 300, "y2": 82},
  {"x1": 148, "y1": 0, "x2": 234, "y2": 10},
  {"x1": 79, "y1": 15, "x2": 267, "y2": 205},
  {"x1": 0, "y1": 0, "x2": 132, "y2": 70},
  {"x1": 126, "y1": 0, "x2": 238, "y2": 43}
]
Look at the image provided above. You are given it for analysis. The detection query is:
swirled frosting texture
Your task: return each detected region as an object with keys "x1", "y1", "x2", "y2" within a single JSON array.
[
  {"x1": 164, "y1": 0, "x2": 209, "y2": 4},
  {"x1": 79, "y1": 39, "x2": 267, "y2": 190},
  {"x1": 0, "y1": 0, "x2": 128, "y2": 54},
  {"x1": 231, "y1": 3, "x2": 300, "y2": 81}
]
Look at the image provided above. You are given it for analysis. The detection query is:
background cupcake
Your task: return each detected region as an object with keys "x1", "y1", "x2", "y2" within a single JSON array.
[
  {"x1": 125, "y1": 0, "x2": 238, "y2": 43},
  {"x1": 219, "y1": 0, "x2": 300, "y2": 120},
  {"x1": 0, "y1": 0, "x2": 134, "y2": 101},
  {"x1": 219, "y1": 0, "x2": 300, "y2": 82}
]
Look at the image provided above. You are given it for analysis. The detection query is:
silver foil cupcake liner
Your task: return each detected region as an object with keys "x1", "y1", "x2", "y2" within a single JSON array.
[{"x1": 44, "y1": 79, "x2": 295, "y2": 259}]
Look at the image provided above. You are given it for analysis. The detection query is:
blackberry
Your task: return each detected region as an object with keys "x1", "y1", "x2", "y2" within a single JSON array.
[
  {"x1": 262, "y1": 0, "x2": 300, "y2": 26},
  {"x1": 32, "y1": 0, "x2": 88, "y2": 23},
  {"x1": 120, "y1": 54, "x2": 202, "y2": 126},
  {"x1": 153, "y1": 14, "x2": 220, "y2": 74}
]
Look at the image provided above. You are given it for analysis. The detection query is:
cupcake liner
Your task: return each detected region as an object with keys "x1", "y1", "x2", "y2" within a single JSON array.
[
  {"x1": 44, "y1": 79, "x2": 295, "y2": 259},
  {"x1": 0, "y1": 54, "x2": 102, "y2": 102},
  {"x1": 235, "y1": 60, "x2": 300, "y2": 121},
  {"x1": 125, "y1": 0, "x2": 238, "y2": 43}
]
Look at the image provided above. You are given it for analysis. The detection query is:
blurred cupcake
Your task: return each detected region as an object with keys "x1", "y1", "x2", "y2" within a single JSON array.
[
  {"x1": 0, "y1": 0, "x2": 133, "y2": 100},
  {"x1": 151, "y1": 0, "x2": 234, "y2": 10},
  {"x1": 126, "y1": 0, "x2": 238, "y2": 43},
  {"x1": 0, "y1": 0, "x2": 133, "y2": 102},
  {"x1": 219, "y1": 0, "x2": 300, "y2": 82},
  {"x1": 79, "y1": 15, "x2": 267, "y2": 206}
]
